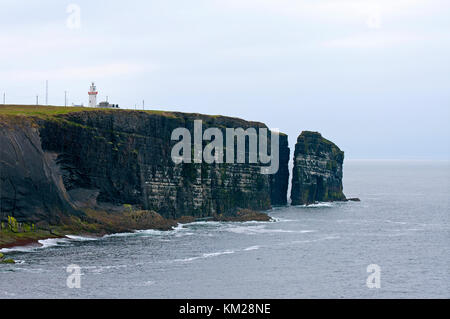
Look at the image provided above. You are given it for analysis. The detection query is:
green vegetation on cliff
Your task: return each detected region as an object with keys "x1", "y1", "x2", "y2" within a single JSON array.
[{"x1": 0, "y1": 104, "x2": 177, "y2": 118}]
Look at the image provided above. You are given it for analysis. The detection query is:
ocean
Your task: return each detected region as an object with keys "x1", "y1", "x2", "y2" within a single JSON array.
[{"x1": 1, "y1": 160, "x2": 449, "y2": 298}]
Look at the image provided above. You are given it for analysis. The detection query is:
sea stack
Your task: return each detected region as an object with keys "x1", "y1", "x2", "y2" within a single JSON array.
[{"x1": 290, "y1": 131, "x2": 346, "y2": 205}]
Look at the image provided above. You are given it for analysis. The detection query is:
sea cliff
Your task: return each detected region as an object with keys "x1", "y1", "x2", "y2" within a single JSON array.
[{"x1": 0, "y1": 105, "x2": 289, "y2": 247}]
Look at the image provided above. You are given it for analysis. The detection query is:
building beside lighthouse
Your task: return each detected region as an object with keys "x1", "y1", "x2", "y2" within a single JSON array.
[
  {"x1": 88, "y1": 82, "x2": 98, "y2": 107},
  {"x1": 87, "y1": 82, "x2": 119, "y2": 108}
]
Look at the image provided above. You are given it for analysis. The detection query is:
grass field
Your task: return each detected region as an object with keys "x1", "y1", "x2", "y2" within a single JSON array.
[{"x1": 0, "y1": 104, "x2": 179, "y2": 119}]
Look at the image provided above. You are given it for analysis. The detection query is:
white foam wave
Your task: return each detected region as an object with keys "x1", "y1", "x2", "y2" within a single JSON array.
[
  {"x1": 0, "y1": 237, "x2": 71, "y2": 253},
  {"x1": 175, "y1": 250, "x2": 235, "y2": 262},
  {"x1": 203, "y1": 250, "x2": 234, "y2": 258},
  {"x1": 65, "y1": 235, "x2": 98, "y2": 241},
  {"x1": 38, "y1": 238, "x2": 70, "y2": 249},
  {"x1": 134, "y1": 229, "x2": 166, "y2": 236},
  {"x1": 293, "y1": 202, "x2": 334, "y2": 208},
  {"x1": 240, "y1": 218, "x2": 278, "y2": 224},
  {"x1": 385, "y1": 220, "x2": 408, "y2": 225},
  {"x1": 173, "y1": 223, "x2": 185, "y2": 231},
  {"x1": 183, "y1": 220, "x2": 223, "y2": 226},
  {"x1": 175, "y1": 256, "x2": 202, "y2": 262},
  {"x1": 0, "y1": 245, "x2": 37, "y2": 253},
  {"x1": 226, "y1": 225, "x2": 315, "y2": 235},
  {"x1": 243, "y1": 245, "x2": 260, "y2": 251},
  {"x1": 305, "y1": 203, "x2": 334, "y2": 207},
  {"x1": 102, "y1": 232, "x2": 136, "y2": 238},
  {"x1": 271, "y1": 218, "x2": 296, "y2": 223}
]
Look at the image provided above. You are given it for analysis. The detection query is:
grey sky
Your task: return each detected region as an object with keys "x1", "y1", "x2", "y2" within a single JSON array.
[{"x1": 1, "y1": 0, "x2": 449, "y2": 159}]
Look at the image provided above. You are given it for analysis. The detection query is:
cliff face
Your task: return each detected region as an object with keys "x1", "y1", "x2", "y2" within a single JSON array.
[
  {"x1": 290, "y1": 131, "x2": 346, "y2": 205},
  {"x1": 269, "y1": 134, "x2": 290, "y2": 206},
  {"x1": 0, "y1": 108, "x2": 289, "y2": 227}
]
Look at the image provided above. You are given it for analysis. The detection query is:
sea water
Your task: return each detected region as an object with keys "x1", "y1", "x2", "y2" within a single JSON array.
[{"x1": 1, "y1": 160, "x2": 449, "y2": 298}]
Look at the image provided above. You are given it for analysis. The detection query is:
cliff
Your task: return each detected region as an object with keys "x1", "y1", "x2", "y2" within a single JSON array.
[
  {"x1": 0, "y1": 105, "x2": 289, "y2": 245},
  {"x1": 290, "y1": 131, "x2": 346, "y2": 205}
]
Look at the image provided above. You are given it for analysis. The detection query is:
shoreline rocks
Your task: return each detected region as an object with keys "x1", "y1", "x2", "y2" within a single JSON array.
[
  {"x1": 0, "y1": 252, "x2": 15, "y2": 264},
  {"x1": 213, "y1": 209, "x2": 272, "y2": 222}
]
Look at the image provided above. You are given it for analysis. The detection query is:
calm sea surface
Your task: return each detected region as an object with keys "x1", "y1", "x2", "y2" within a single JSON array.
[{"x1": 1, "y1": 160, "x2": 449, "y2": 298}]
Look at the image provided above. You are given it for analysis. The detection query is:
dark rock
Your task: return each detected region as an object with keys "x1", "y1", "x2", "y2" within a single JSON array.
[
  {"x1": 290, "y1": 131, "x2": 346, "y2": 205},
  {"x1": 213, "y1": 208, "x2": 271, "y2": 222},
  {"x1": 176, "y1": 216, "x2": 197, "y2": 224},
  {"x1": 346, "y1": 198, "x2": 361, "y2": 202}
]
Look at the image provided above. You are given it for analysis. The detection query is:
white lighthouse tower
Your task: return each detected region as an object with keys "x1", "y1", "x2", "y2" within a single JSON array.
[{"x1": 88, "y1": 82, "x2": 98, "y2": 107}]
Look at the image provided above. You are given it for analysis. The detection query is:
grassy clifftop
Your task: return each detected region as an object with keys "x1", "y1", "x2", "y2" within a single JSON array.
[
  {"x1": 0, "y1": 105, "x2": 276, "y2": 133},
  {"x1": 0, "y1": 104, "x2": 179, "y2": 120}
]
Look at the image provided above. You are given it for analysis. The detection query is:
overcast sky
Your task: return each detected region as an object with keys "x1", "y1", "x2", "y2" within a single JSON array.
[{"x1": 1, "y1": 0, "x2": 449, "y2": 159}]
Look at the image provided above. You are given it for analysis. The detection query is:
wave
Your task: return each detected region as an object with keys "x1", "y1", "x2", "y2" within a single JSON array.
[
  {"x1": 184, "y1": 219, "x2": 277, "y2": 227},
  {"x1": 2, "y1": 223, "x2": 192, "y2": 254},
  {"x1": 104, "y1": 225, "x2": 179, "y2": 238},
  {"x1": 38, "y1": 238, "x2": 71, "y2": 248},
  {"x1": 106, "y1": 223, "x2": 188, "y2": 238},
  {"x1": 0, "y1": 245, "x2": 38, "y2": 254},
  {"x1": 0, "y1": 237, "x2": 71, "y2": 254},
  {"x1": 65, "y1": 235, "x2": 99, "y2": 241},
  {"x1": 102, "y1": 231, "x2": 137, "y2": 238},
  {"x1": 87, "y1": 264, "x2": 129, "y2": 274},
  {"x1": 226, "y1": 225, "x2": 316, "y2": 235},
  {"x1": 2, "y1": 233, "x2": 112, "y2": 253},
  {"x1": 302, "y1": 202, "x2": 334, "y2": 208},
  {"x1": 134, "y1": 229, "x2": 167, "y2": 236},
  {"x1": 203, "y1": 250, "x2": 234, "y2": 258},
  {"x1": 1, "y1": 214, "x2": 315, "y2": 256},
  {"x1": 173, "y1": 223, "x2": 185, "y2": 231},
  {"x1": 175, "y1": 250, "x2": 235, "y2": 262},
  {"x1": 182, "y1": 220, "x2": 223, "y2": 227},
  {"x1": 271, "y1": 217, "x2": 296, "y2": 223},
  {"x1": 243, "y1": 245, "x2": 260, "y2": 251},
  {"x1": 385, "y1": 220, "x2": 408, "y2": 225}
]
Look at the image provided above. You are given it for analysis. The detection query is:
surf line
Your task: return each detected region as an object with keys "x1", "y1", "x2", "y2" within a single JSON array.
[{"x1": 179, "y1": 303, "x2": 214, "y2": 317}]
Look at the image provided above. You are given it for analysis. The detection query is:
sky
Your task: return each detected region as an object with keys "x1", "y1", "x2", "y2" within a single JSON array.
[{"x1": 1, "y1": 0, "x2": 449, "y2": 159}]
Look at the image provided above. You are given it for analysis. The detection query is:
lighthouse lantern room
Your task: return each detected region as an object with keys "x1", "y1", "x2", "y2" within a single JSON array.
[{"x1": 88, "y1": 82, "x2": 98, "y2": 107}]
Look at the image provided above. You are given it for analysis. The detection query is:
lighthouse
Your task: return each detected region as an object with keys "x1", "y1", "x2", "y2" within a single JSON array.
[{"x1": 88, "y1": 82, "x2": 98, "y2": 107}]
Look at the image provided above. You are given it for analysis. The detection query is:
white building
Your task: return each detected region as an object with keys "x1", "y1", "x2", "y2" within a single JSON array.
[
  {"x1": 98, "y1": 101, "x2": 119, "y2": 108},
  {"x1": 88, "y1": 82, "x2": 98, "y2": 107}
]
